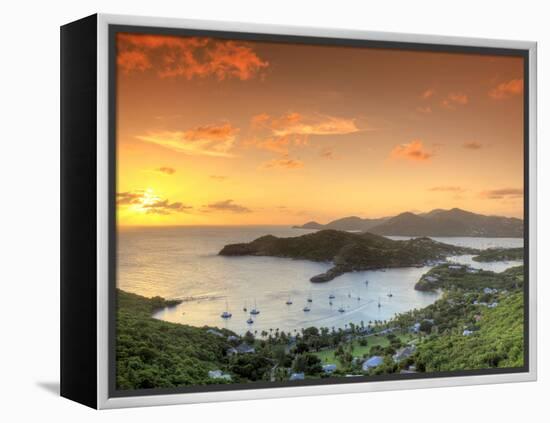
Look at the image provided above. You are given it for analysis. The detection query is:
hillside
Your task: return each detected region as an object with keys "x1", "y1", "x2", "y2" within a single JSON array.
[
  {"x1": 415, "y1": 264, "x2": 524, "y2": 292},
  {"x1": 294, "y1": 208, "x2": 523, "y2": 237},
  {"x1": 219, "y1": 230, "x2": 477, "y2": 282},
  {"x1": 116, "y1": 290, "x2": 234, "y2": 390},
  {"x1": 415, "y1": 291, "x2": 524, "y2": 371},
  {"x1": 370, "y1": 208, "x2": 523, "y2": 237},
  {"x1": 294, "y1": 215, "x2": 387, "y2": 231},
  {"x1": 473, "y1": 247, "x2": 524, "y2": 262}
]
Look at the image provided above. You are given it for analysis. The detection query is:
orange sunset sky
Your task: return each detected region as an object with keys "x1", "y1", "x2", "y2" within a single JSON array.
[{"x1": 115, "y1": 32, "x2": 525, "y2": 226}]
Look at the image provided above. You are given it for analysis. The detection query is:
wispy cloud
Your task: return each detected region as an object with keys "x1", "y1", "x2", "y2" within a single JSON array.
[
  {"x1": 246, "y1": 136, "x2": 292, "y2": 154},
  {"x1": 204, "y1": 199, "x2": 251, "y2": 213},
  {"x1": 117, "y1": 33, "x2": 268, "y2": 81},
  {"x1": 441, "y1": 92, "x2": 468, "y2": 109},
  {"x1": 246, "y1": 112, "x2": 360, "y2": 159},
  {"x1": 260, "y1": 156, "x2": 305, "y2": 169},
  {"x1": 156, "y1": 167, "x2": 176, "y2": 175},
  {"x1": 390, "y1": 140, "x2": 433, "y2": 162},
  {"x1": 118, "y1": 51, "x2": 151, "y2": 73},
  {"x1": 268, "y1": 113, "x2": 360, "y2": 137},
  {"x1": 463, "y1": 141, "x2": 482, "y2": 150},
  {"x1": 421, "y1": 88, "x2": 435, "y2": 99},
  {"x1": 481, "y1": 188, "x2": 523, "y2": 200},
  {"x1": 117, "y1": 190, "x2": 192, "y2": 214},
  {"x1": 136, "y1": 123, "x2": 239, "y2": 157},
  {"x1": 116, "y1": 191, "x2": 144, "y2": 205},
  {"x1": 320, "y1": 148, "x2": 337, "y2": 160},
  {"x1": 489, "y1": 79, "x2": 523, "y2": 100},
  {"x1": 142, "y1": 200, "x2": 192, "y2": 215}
]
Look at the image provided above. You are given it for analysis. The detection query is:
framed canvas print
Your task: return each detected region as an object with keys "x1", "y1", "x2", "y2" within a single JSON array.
[{"x1": 60, "y1": 14, "x2": 537, "y2": 409}]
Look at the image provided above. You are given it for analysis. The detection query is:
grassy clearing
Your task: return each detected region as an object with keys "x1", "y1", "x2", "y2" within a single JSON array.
[{"x1": 314, "y1": 333, "x2": 417, "y2": 367}]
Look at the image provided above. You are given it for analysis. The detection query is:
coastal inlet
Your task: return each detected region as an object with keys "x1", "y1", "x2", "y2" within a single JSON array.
[{"x1": 118, "y1": 226, "x2": 522, "y2": 335}]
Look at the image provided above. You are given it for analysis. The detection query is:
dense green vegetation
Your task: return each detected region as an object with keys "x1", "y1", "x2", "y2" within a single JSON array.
[
  {"x1": 473, "y1": 248, "x2": 524, "y2": 262},
  {"x1": 395, "y1": 265, "x2": 525, "y2": 372},
  {"x1": 116, "y1": 290, "x2": 233, "y2": 389},
  {"x1": 415, "y1": 293, "x2": 524, "y2": 371},
  {"x1": 314, "y1": 333, "x2": 416, "y2": 370},
  {"x1": 219, "y1": 230, "x2": 477, "y2": 281},
  {"x1": 414, "y1": 264, "x2": 523, "y2": 291}
]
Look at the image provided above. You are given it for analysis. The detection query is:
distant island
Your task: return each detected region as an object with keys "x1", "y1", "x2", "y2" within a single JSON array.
[
  {"x1": 219, "y1": 230, "x2": 477, "y2": 282},
  {"x1": 293, "y1": 208, "x2": 523, "y2": 238}
]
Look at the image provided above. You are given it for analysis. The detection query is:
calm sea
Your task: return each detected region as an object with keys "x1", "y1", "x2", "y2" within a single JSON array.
[{"x1": 118, "y1": 226, "x2": 523, "y2": 335}]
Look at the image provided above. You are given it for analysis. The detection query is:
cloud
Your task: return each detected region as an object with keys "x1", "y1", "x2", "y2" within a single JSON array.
[
  {"x1": 116, "y1": 191, "x2": 144, "y2": 205},
  {"x1": 269, "y1": 113, "x2": 360, "y2": 137},
  {"x1": 481, "y1": 188, "x2": 523, "y2": 200},
  {"x1": 247, "y1": 136, "x2": 292, "y2": 154},
  {"x1": 118, "y1": 51, "x2": 151, "y2": 73},
  {"x1": 117, "y1": 33, "x2": 268, "y2": 81},
  {"x1": 319, "y1": 148, "x2": 338, "y2": 160},
  {"x1": 261, "y1": 156, "x2": 305, "y2": 169},
  {"x1": 136, "y1": 123, "x2": 239, "y2": 157},
  {"x1": 429, "y1": 186, "x2": 465, "y2": 193},
  {"x1": 421, "y1": 88, "x2": 435, "y2": 99},
  {"x1": 246, "y1": 112, "x2": 360, "y2": 156},
  {"x1": 210, "y1": 175, "x2": 228, "y2": 181},
  {"x1": 142, "y1": 200, "x2": 192, "y2": 215},
  {"x1": 204, "y1": 199, "x2": 251, "y2": 213},
  {"x1": 117, "y1": 190, "x2": 192, "y2": 214},
  {"x1": 463, "y1": 141, "x2": 482, "y2": 150},
  {"x1": 489, "y1": 79, "x2": 523, "y2": 100},
  {"x1": 441, "y1": 92, "x2": 468, "y2": 109},
  {"x1": 390, "y1": 140, "x2": 433, "y2": 162},
  {"x1": 155, "y1": 167, "x2": 176, "y2": 175},
  {"x1": 251, "y1": 113, "x2": 271, "y2": 127}
]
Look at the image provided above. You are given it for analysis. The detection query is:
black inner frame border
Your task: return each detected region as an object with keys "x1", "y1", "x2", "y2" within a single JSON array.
[{"x1": 108, "y1": 23, "x2": 530, "y2": 399}]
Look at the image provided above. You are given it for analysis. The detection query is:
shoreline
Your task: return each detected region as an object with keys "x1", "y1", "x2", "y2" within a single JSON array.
[{"x1": 116, "y1": 261, "x2": 524, "y2": 389}]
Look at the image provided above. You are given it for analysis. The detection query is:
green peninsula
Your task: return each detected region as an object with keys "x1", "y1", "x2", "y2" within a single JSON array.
[{"x1": 219, "y1": 230, "x2": 477, "y2": 282}]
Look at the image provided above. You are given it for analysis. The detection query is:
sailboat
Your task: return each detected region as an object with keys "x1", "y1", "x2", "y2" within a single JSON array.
[
  {"x1": 286, "y1": 296, "x2": 293, "y2": 305},
  {"x1": 307, "y1": 291, "x2": 313, "y2": 303},
  {"x1": 377, "y1": 297, "x2": 382, "y2": 308},
  {"x1": 220, "y1": 300, "x2": 232, "y2": 319},
  {"x1": 338, "y1": 305, "x2": 345, "y2": 313},
  {"x1": 303, "y1": 303, "x2": 311, "y2": 312},
  {"x1": 328, "y1": 294, "x2": 335, "y2": 300},
  {"x1": 250, "y1": 299, "x2": 260, "y2": 315},
  {"x1": 387, "y1": 290, "x2": 393, "y2": 298},
  {"x1": 246, "y1": 317, "x2": 254, "y2": 324},
  {"x1": 365, "y1": 279, "x2": 369, "y2": 286},
  {"x1": 243, "y1": 301, "x2": 248, "y2": 312}
]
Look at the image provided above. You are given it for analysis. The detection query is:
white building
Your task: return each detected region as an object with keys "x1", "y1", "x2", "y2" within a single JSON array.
[
  {"x1": 322, "y1": 364, "x2": 337, "y2": 374},
  {"x1": 208, "y1": 370, "x2": 232, "y2": 381}
]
